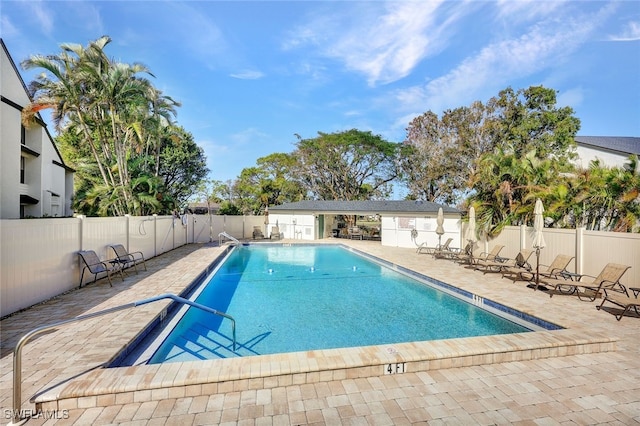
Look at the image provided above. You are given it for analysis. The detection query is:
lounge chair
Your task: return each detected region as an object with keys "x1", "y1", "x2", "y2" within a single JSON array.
[
  {"x1": 503, "y1": 254, "x2": 574, "y2": 284},
  {"x1": 417, "y1": 237, "x2": 453, "y2": 255},
  {"x1": 438, "y1": 240, "x2": 472, "y2": 261},
  {"x1": 542, "y1": 263, "x2": 631, "y2": 301},
  {"x1": 110, "y1": 244, "x2": 146, "y2": 274},
  {"x1": 270, "y1": 226, "x2": 281, "y2": 240},
  {"x1": 596, "y1": 287, "x2": 640, "y2": 321},
  {"x1": 461, "y1": 244, "x2": 504, "y2": 266},
  {"x1": 78, "y1": 250, "x2": 124, "y2": 288},
  {"x1": 474, "y1": 248, "x2": 533, "y2": 274},
  {"x1": 253, "y1": 226, "x2": 265, "y2": 239}
]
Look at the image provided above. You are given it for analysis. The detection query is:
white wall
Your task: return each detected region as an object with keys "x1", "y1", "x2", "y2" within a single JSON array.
[
  {"x1": 382, "y1": 214, "x2": 462, "y2": 249},
  {"x1": 1, "y1": 43, "x2": 74, "y2": 219},
  {"x1": 575, "y1": 145, "x2": 632, "y2": 169},
  {"x1": 267, "y1": 213, "x2": 316, "y2": 240}
]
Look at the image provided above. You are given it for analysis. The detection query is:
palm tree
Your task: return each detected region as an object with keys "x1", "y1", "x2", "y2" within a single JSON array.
[{"x1": 22, "y1": 36, "x2": 182, "y2": 216}]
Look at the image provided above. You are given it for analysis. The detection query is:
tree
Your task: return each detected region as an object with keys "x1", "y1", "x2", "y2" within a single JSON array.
[
  {"x1": 486, "y1": 86, "x2": 580, "y2": 165},
  {"x1": 400, "y1": 102, "x2": 493, "y2": 204},
  {"x1": 566, "y1": 157, "x2": 640, "y2": 231},
  {"x1": 235, "y1": 153, "x2": 305, "y2": 214},
  {"x1": 156, "y1": 126, "x2": 208, "y2": 211},
  {"x1": 292, "y1": 129, "x2": 399, "y2": 200},
  {"x1": 21, "y1": 36, "x2": 200, "y2": 216}
]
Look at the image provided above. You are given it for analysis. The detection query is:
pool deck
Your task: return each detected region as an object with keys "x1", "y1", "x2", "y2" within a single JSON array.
[{"x1": 1, "y1": 239, "x2": 639, "y2": 425}]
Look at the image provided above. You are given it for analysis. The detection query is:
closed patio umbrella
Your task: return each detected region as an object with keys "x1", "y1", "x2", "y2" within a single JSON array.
[
  {"x1": 436, "y1": 207, "x2": 445, "y2": 247},
  {"x1": 264, "y1": 205, "x2": 269, "y2": 234},
  {"x1": 532, "y1": 198, "x2": 546, "y2": 288},
  {"x1": 466, "y1": 206, "x2": 476, "y2": 261}
]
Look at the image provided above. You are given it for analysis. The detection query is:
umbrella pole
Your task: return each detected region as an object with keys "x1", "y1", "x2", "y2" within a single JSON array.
[{"x1": 535, "y1": 247, "x2": 540, "y2": 289}]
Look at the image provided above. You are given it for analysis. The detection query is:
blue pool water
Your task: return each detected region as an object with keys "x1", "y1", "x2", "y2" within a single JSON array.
[{"x1": 146, "y1": 245, "x2": 534, "y2": 364}]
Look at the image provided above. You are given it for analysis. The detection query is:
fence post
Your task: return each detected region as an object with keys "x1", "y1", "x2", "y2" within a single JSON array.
[
  {"x1": 77, "y1": 215, "x2": 85, "y2": 251},
  {"x1": 576, "y1": 226, "x2": 585, "y2": 275},
  {"x1": 520, "y1": 224, "x2": 526, "y2": 250},
  {"x1": 125, "y1": 214, "x2": 130, "y2": 251},
  {"x1": 153, "y1": 214, "x2": 158, "y2": 257}
]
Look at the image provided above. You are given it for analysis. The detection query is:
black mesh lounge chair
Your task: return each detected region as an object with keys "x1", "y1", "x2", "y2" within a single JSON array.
[
  {"x1": 78, "y1": 250, "x2": 124, "y2": 288},
  {"x1": 475, "y1": 248, "x2": 533, "y2": 274},
  {"x1": 110, "y1": 244, "x2": 147, "y2": 274},
  {"x1": 542, "y1": 263, "x2": 631, "y2": 301}
]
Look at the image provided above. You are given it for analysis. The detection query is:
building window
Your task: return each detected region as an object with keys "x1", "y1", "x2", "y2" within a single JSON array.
[
  {"x1": 20, "y1": 156, "x2": 25, "y2": 184},
  {"x1": 21, "y1": 125, "x2": 26, "y2": 145}
]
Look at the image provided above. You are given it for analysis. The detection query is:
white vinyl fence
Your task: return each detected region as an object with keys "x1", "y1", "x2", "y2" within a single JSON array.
[
  {"x1": 469, "y1": 225, "x2": 640, "y2": 289},
  {"x1": 0, "y1": 214, "x2": 264, "y2": 317},
  {"x1": 1, "y1": 216, "x2": 638, "y2": 318}
]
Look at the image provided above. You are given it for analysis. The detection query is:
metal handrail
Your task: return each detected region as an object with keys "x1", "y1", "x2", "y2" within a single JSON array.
[
  {"x1": 218, "y1": 231, "x2": 240, "y2": 245},
  {"x1": 10, "y1": 293, "x2": 236, "y2": 425}
]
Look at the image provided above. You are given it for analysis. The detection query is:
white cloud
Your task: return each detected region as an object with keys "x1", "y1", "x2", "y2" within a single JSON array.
[
  {"x1": 162, "y1": 2, "x2": 228, "y2": 68},
  {"x1": 392, "y1": 5, "x2": 615, "y2": 115},
  {"x1": 557, "y1": 87, "x2": 585, "y2": 109},
  {"x1": 27, "y1": 1, "x2": 54, "y2": 36},
  {"x1": 495, "y1": 0, "x2": 563, "y2": 23},
  {"x1": 609, "y1": 21, "x2": 640, "y2": 41},
  {"x1": 230, "y1": 70, "x2": 265, "y2": 80},
  {"x1": 230, "y1": 128, "x2": 270, "y2": 147},
  {"x1": 0, "y1": 16, "x2": 19, "y2": 38},
  {"x1": 284, "y1": 1, "x2": 470, "y2": 86}
]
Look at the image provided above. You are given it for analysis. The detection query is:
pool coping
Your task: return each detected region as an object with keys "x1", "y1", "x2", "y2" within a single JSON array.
[{"x1": 31, "y1": 243, "x2": 617, "y2": 411}]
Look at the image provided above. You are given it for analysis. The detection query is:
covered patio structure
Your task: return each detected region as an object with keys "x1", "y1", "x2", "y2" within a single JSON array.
[{"x1": 268, "y1": 200, "x2": 462, "y2": 249}]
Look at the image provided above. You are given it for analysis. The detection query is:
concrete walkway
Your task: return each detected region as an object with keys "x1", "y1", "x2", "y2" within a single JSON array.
[{"x1": 1, "y1": 240, "x2": 639, "y2": 425}]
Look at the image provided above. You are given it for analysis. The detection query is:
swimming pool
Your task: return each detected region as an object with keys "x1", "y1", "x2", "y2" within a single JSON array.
[{"x1": 135, "y1": 244, "x2": 547, "y2": 364}]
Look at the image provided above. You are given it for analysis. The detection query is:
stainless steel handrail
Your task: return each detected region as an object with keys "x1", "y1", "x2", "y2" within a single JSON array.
[
  {"x1": 218, "y1": 231, "x2": 240, "y2": 245},
  {"x1": 10, "y1": 293, "x2": 236, "y2": 425}
]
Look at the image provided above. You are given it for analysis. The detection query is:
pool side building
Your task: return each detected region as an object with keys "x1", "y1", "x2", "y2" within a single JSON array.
[
  {"x1": 0, "y1": 39, "x2": 74, "y2": 219},
  {"x1": 269, "y1": 200, "x2": 462, "y2": 249}
]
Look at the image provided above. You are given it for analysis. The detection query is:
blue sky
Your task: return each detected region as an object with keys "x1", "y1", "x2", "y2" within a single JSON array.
[{"x1": 2, "y1": 1, "x2": 639, "y2": 190}]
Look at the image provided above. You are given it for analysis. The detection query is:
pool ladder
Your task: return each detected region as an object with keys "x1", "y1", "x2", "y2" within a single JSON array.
[
  {"x1": 8, "y1": 293, "x2": 236, "y2": 426},
  {"x1": 218, "y1": 231, "x2": 240, "y2": 246}
]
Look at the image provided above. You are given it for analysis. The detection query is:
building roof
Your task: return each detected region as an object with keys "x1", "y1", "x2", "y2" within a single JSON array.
[
  {"x1": 270, "y1": 200, "x2": 461, "y2": 215},
  {"x1": 575, "y1": 136, "x2": 640, "y2": 156}
]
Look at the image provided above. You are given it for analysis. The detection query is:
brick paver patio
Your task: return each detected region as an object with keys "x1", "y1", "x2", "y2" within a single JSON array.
[{"x1": 1, "y1": 240, "x2": 639, "y2": 425}]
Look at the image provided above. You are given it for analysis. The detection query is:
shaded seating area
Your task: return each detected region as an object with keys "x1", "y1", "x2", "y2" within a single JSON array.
[
  {"x1": 78, "y1": 250, "x2": 124, "y2": 288},
  {"x1": 348, "y1": 226, "x2": 363, "y2": 240},
  {"x1": 417, "y1": 237, "x2": 452, "y2": 255},
  {"x1": 475, "y1": 248, "x2": 533, "y2": 274},
  {"x1": 503, "y1": 254, "x2": 574, "y2": 284},
  {"x1": 542, "y1": 263, "x2": 631, "y2": 301},
  {"x1": 597, "y1": 286, "x2": 640, "y2": 321},
  {"x1": 110, "y1": 244, "x2": 146, "y2": 274}
]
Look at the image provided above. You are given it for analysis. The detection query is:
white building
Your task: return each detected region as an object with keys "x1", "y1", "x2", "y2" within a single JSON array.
[
  {"x1": 269, "y1": 200, "x2": 462, "y2": 250},
  {"x1": 574, "y1": 136, "x2": 640, "y2": 170},
  {"x1": 1, "y1": 39, "x2": 74, "y2": 219}
]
